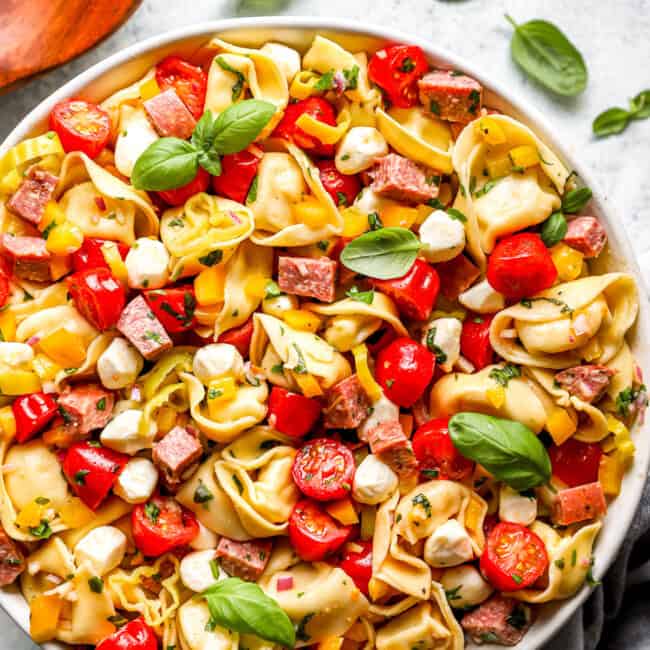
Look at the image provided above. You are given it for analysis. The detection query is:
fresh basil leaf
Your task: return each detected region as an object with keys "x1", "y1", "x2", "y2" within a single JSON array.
[
  {"x1": 200, "y1": 577, "x2": 295, "y2": 647},
  {"x1": 245, "y1": 175, "x2": 258, "y2": 204},
  {"x1": 630, "y1": 90, "x2": 650, "y2": 119},
  {"x1": 540, "y1": 211, "x2": 567, "y2": 247},
  {"x1": 448, "y1": 412, "x2": 551, "y2": 491},
  {"x1": 346, "y1": 286, "x2": 375, "y2": 304},
  {"x1": 562, "y1": 187, "x2": 592, "y2": 213},
  {"x1": 191, "y1": 110, "x2": 219, "y2": 151},
  {"x1": 592, "y1": 107, "x2": 631, "y2": 137},
  {"x1": 212, "y1": 100, "x2": 276, "y2": 155},
  {"x1": 340, "y1": 227, "x2": 421, "y2": 280},
  {"x1": 198, "y1": 149, "x2": 222, "y2": 176},
  {"x1": 132, "y1": 138, "x2": 199, "y2": 191},
  {"x1": 314, "y1": 69, "x2": 335, "y2": 91},
  {"x1": 505, "y1": 15, "x2": 587, "y2": 96},
  {"x1": 214, "y1": 57, "x2": 246, "y2": 102}
]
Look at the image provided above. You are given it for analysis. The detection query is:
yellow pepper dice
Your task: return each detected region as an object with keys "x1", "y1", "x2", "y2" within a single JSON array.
[
  {"x1": 0, "y1": 169, "x2": 22, "y2": 195},
  {"x1": 0, "y1": 311, "x2": 16, "y2": 342},
  {"x1": 101, "y1": 242, "x2": 128, "y2": 286},
  {"x1": 283, "y1": 309, "x2": 322, "y2": 333},
  {"x1": 317, "y1": 638, "x2": 344, "y2": 650},
  {"x1": 508, "y1": 145, "x2": 540, "y2": 169},
  {"x1": 156, "y1": 406, "x2": 178, "y2": 434},
  {"x1": 32, "y1": 353, "x2": 62, "y2": 382},
  {"x1": 140, "y1": 77, "x2": 161, "y2": 100},
  {"x1": 292, "y1": 371, "x2": 323, "y2": 398},
  {"x1": 39, "y1": 328, "x2": 87, "y2": 369},
  {"x1": 292, "y1": 196, "x2": 330, "y2": 228},
  {"x1": 245, "y1": 276, "x2": 272, "y2": 300},
  {"x1": 598, "y1": 453, "x2": 624, "y2": 496},
  {"x1": 45, "y1": 221, "x2": 84, "y2": 255},
  {"x1": 0, "y1": 406, "x2": 16, "y2": 439},
  {"x1": 341, "y1": 206, "x2": 369, "y2": 238},
  {"x1": 486, "y1": 385, "x2": 506, "y2": 409},
  {"x1": 325, "y1": 497, "x2": 359, "y2": 526},
  {"x1": 381, "y1": 204, "x2": 419, "y2": 229},
  {"x1": 551, "y1": 243, "x2": 584, "y2": 281},
  {"x1": 58, "y1": 497, "x2": 94, "y2": 528},
  {"x1": 16, "y1": 500, "x2": 48, "y2": 528},
  {"x1": 207, "y1": 376, "x2": 237, "y2": 418},
  {"x1": 195, "y1": 265, "x2": 226, "y2": 306},
  {"x1": 485, "y1": 153, "x2": 512, "y2": 179},
  {"x1": 38, "y1": 201, "x2": 65, "y2": 234},
  {"x1": 30, "y1": 594, "x2": 64, "y2": 643},
  {"x1": 352, "y1": 344, "x2": 382, "y2": 402},
  {"x1": 0, "y1": 370, "x2": 41, "y2": 395},
  {"x1": 475, "y1": 117, "x2": 507, "y2": 145},
  {"x1": 546, "y1": 406, "x2": 578, "y2": 445}
]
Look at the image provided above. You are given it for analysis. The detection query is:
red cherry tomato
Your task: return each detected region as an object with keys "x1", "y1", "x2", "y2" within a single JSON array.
[
  {"x1": 288, "y1": 499, "x2": 352, "y2": 561},
  {"x1": 212, "y1": 149, "x2": 262, "y2": 204},
  {"x1": 72, "y1": 238, "x2": 129, "y2": 273},
  {"x1": 132, "y1": 496, "x2": 199, "y2": 557},
  {"x1": 217, "y1": 318, "x2": 254, "y2": 358},
  {"x1": 315, "y1": 160, "x2": 361, "y2": 207},
  {"x1": 156, "y1": 167, "x2": 210, "y2": 207},
  {"x1": 412, "y1": 418, "x2": 474, "y2": 481},
  {"x1": 487, "y1": 233, "x2": 558, "y2": 300},
  {"x1": 268, "y1": 387, "x2": 321, "y2": 438},
  {"x1": 370, "y1": 259, "x2": 440, "y2": 322},
  {"x1": 273, "y1": 97, "x2": 337, "y2": 157},
  {"x1": 480, "y1": 522, "x2": 549, "y2": 591},
  {"x1": 549, "y1": 438, "x2": 603, "y2": 488},
  {"x1": 49, "y1": 99, "x2": 111, "y2": 159},
  {"x1": 338, "y1": 540, "x2": 372, "y2": 596},
  {"x1": 375, "y1": 337, "x2": 436, "y2": 407},
  {"x1": 0, "y1": 276, "x2": 8, "y2": 308},
  {"x1": 292, "y1": 438, "x2": 355, "y2": 501},
  {"x1": 96, "y1": 618, "x2": 158, "y2": 650},
  {"x1": 143, "y1": 286, "x2": 196, "y2": 334},
  {"x1": 12, "y1": 392, "x2": 58, "y2": 443},
  {"x1": 155, "y1": 56, "x2": 208, "y2": 119},
  {"x1": 67, "y1": 268, "x2": 126, "y2": 331},
  {"x1": 368, "y1": 44, "x2": 428, "y2": 108},
  {"x1": 62, "y1": 441, "x2": 128, "y2": 510},
  {"x1": 460, "y1": 315, "x2": 495, "y2": 371},
  {"x1": 366, "y1": 327, "x2": 398, "y2": 356}
]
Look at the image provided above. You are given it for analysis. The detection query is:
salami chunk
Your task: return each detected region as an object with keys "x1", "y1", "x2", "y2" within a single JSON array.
[
  {"x1": 370, "y1": 154, "x2": 438, "y2": 204},
  {"x1": 143, "y1": 88, "x2": 197, "y2": 140},
  {"x1": 152, "y1": 425, "x2": 202, "y2": 490},
  {"x1": 0, "y1": 526, "x2": 24, "y2": 586},
  {"x1": 551, "y1": 481, "x2": 607, "y2": 526},
  {"x1": 57, "y1": 384, "x2": 114, "y2": 435},
  {"x1": 461, "y1": 595, "x2": 531, "y2": 646},
  {"x1": 554, "y1": 364, "x2": 615, "y2": 403},
  {"x1": 368, "y1": 420, "x2": 418, "y2": 479},
  {"x1": 117, "y1": 295, "x2": 173, "y2": 360},
  {"x1": 7, "y1": 167, "x2": 58, "y2": 226},
  {"x1": 564, "y1": 217, "x2": 607, "y2": 258},
  {"x1": 278, "y1": 255, "x2": 337, "y2": 303},
  {"x1": 215, "y1": 537, "x2": 273, "y2": 582},
  {"x1": 0, "y1": 234, "x2": 51, "y2": 282},
  {"x1": 324, "y1": 374, "x2": 370, "y2": 429},
  {"x1": 418, "y1": 70, "x2": 483, "y2": 123},
  {"x1": 435, "y1": 254, "x2": 481, "y2": 301}
]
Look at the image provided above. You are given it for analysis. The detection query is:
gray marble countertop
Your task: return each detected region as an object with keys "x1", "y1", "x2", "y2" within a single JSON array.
[{"x1": 0, "y1": 0, "x2": 648, "y2": 647}]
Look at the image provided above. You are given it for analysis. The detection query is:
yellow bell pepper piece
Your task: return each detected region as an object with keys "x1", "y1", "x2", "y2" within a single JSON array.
[
  {"x1": 156, "y1": 406, "x2": 178, "y2": 434},
  {"x1": 325, "y1": 497, "x2": 358, "y2": 526},
  {"x1": 101, "y1": 242, "x2": 128, "y2": 286},
  {"x1": 32, "y1": 353, "x2": 62, "y2": 382},
  {"x1": 0, "y1": 169, "x2": 22, "y2": 195},
  {"x1": 58, "y1": 497, "x2": 95, "y2": 528},
  {"x1": 551, "y1": 243, "x2": 584, "y2": 281},
  {"x1": 546, "y1": 407, "x2": 578, "y2": 445},
  {"x1": 317, "y1": 638, "x2": 344, "y2": 650},
  {"x1": 486, "y1": 385, "x2": 505, "y2": 408},
  {"x1": 0, "y1": 407, "x2": 16, "y2": 439},
  {"x1": 0, "y1": 311, "x2": 16, "y2": 342},
  {"x1": 485, "y1": 153, "x2": 512, "y2": 179},
  {"x1": 38, "y1": 201, "x2": 66, "y2": 234},
  {"x1": 475, "y1": 117, "x2": 507, "y2": 145},
  {"x1": 245, "y1": 275, "x2": 272, "y2": 300},
  {"x1": 50, "y1": 255, "x2": 72, "y2": 281},
  {"x1": 341, "y1": 207, "x2": 369, "y2": 238},
  {"x1": 598, "y1": 453, "x2": 625, "y2": 497},
  {"x1": 283, "y1": 309, "x2": 322, "y2": 333},
  {"x1": 508, "y1": 145, "x2": 540, "y2": 169},
  {"x1": 606, "y1": 413, "x2": 629, "y2": 438},
  {"x1": 291, "y1": 371, "x2": 323, "y2": 398},
  {"x1": 381, "y1": 204, "x2": 419, "y2": 229},
  {"x1": 16, "y1": 500, "x2": 48, "y2": 528},
  {"x1": 292, "y1": 196, "x2": 331, "y2": 228},
  {"x1": 30, "y1": 594, "x2": 64, "y2": 643},
  {"x1": 352, "y1": 344, "x2": 382, "y2": 403},
  {"x1": 46, "y1": 221, "x2": 84, "y2": 255},
  {"x1": 39, "y1": 328, "x2": 87, "y2": 369},
  {"x1": 207, "y1": 376, "x2": 237, "y2": 419},
  {"x1": 290, "y1": 70, "x2": 321, "y2": 100},
  {"x1": 0, "y1": 370, "x2": 41, "y2": 395},
  {"x1": 194, "y1": 265, "x2": 226, "y2": 306},
  {"x1": 140, "y1": 77, "x2": 161, "y2": 100}
]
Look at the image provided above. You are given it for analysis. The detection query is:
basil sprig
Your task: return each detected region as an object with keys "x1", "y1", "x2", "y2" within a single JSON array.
[
  {"x1": 539, "y1": 185, "x2": 592, "y2": 247},
  {"x1": 593, "y1": 90, "x2": 650, "y2": 137},
  {"x1": 132, "y1": 100, "x2": 276, "y2": 191},
  {"x1": 562, "y1": 187, "x2": 592, "y2": 213},
  {"x1": 505, "y1": 15, "x2": 587, "y2": 97},
  {"x1": 449, "y1": 412, "x2": 551, "y2": 491},
  {"x1": 340, "y1": 227, "x2": 421, "y2": 280},
  {"x1": 200, "y1": 577, "x2": 295, "y2": 647}
]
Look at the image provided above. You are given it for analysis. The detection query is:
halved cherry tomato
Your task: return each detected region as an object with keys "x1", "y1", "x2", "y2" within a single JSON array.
[
  {"x1": 156, "y1": 167, "x2": 210, "y2": 207},
  {"x1": 487, "y1": 233, "x2": 558, "y2": 300},
  {"x1": 62, "y1": 441, "x2": 128, "y2": 510},
  {"x1": 288, "y1": 499, "x2": 352, "y2": 561},
  {"x1": 315, "y1": 160, "x2": 361, "y2": 207},
  {"x1": 549, "y1": 438, "x2": 602, "y2": 488},
  {"x1": 412, "y1": 418, "x2": 474, "y2": 481},
  {"x1": 273, "y1": 97, "x2": 337, "y2": 157},
  {"x1": 96, "y1": 618, "x2": 158, "y2": 650},
  {"x1": 144, "y1": 286, "x2": 196, "y2": 334},
  {"x1": 480, "y1": 521, "x2": 548, "y2": 591},
  {"x1": 375, "y1": 337, "x2": 436, "y2": 407},
  {"x1": 67, "y1": 268, "x2": 126, "y2": 331},
  {"x1": 212, "y1": 149, "x2": 262, "y2": 204},
  {"x1": 12, "y1": 392, "x2": 58, "y2": 443},
  {"x1": 460, "y1": 315, "x2": 494, "y2": 371},
  {"x1": 49, "y1": 99, "x2": 111, "y2": 159},
  {"x1": 132, "y1": 496, "x2": 199, "y2": 557},
  {"x1": 155, "y1": 56, "x2": 208, "y2": 119},
  {"x1": 368, "y1": 44, "x2": 428, "y2": 108},
  {"x1": 339, "y1": 540, "x2": 372, "y2": 596},
  {"x1": 0, "y1": 267, "x2": 9, "y2": 307},
  {"x1": 370, "y1": 259, "x2": 439, "y2": 322},
  {"x1": 217, "y1": 318, "x2": 254, "y2": 358},
  {"x1": 268, "y1": 387, "x2": 321, "y2": 438},
  {"x1": 292, "y1": 438, "x2": 355, "y2": 501},
  {"x1": 72, "y1": 238, "x2": 129, "y2": 273}
]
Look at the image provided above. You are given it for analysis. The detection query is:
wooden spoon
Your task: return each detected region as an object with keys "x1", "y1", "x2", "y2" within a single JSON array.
[{"x1": 0, "y1": 0, "x2": 142, "y2": 90}]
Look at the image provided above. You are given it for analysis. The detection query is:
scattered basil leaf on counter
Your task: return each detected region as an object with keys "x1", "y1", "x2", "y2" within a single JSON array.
[
  {"x1": 448, "y1": 412, "x2": 551, "y2": 491},
  {"x1": 540, "y1": 211, "x2": 567, "y2": 247},
  {"x1": 593, "y1": 90, "x2": 650, "y2": 137},
  {"x1": 505, "y1": 14, "x2": 587, "y2": 96},
  {"x1": 562, "y1": 187, "x2": 592, "y2": 213}
]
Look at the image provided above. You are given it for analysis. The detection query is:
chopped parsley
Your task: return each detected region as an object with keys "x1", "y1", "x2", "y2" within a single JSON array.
[
  {"x1": 571, "y1": 549, "x2": 577, "y2": 566},
  {"x1": 554, "y1": 558, "x2": 565, "y2": 570},
  {"x1": 474, "y1": 177, "x2": 502, "y2": 198},
  {"x1": 265, "y1": 280, "x2": 282, "y2": 299},
  {"x1": 143, "y1": 331, "x2": 163, "y2": 344},
  {"x1": 291, "y1": 343, "x2": 308, "y2": 374},
  {"x1": 314, "y1": 69, "x2": 336, "y2": 91},
  {"x1": 193, "y1": 479, "x2": 214, "y2": 506},
  {"x1": 35, "y1": 497, "x2": 50, "y2": 505},
  {"x1": 506, "y1": 604, "x2": 528, "y2": 630},
  {"x1": 96, "y1": 397, "x2": 106, "y2": 411},
  {"x1": 245, "y1": 175, "x2": 258, "y2": 204},
  {"x1": 399, "y1": 57, "x2": 416, "y2": 73},
  {"x1": 144, "y1": 501, "x2": 160, "y2": 524},
  {"x1": 58, "y1": 405, "x2": 75, "y2": 425},
  {"x1": 468, "y1": 89, "x2": 480, "y2": 114},
  {"x1": 232, "y1": 474, "x2": 244, "y2": 494},
  {"x1": 446, "y1": 208, "x2": 467, "y2": 223},
  {"x1": 489, "y1": 363, "x2": 521, "y2": 387},
  {"x1": 519, "y1": 296, "x2": 572, "y2": 314},
  {"x1": 412, "y1": 493, "x2": 432, "y2": 517},
  {"x1": 511, "y1": 573, "x2": 523, "y2": 585},
  {"x1": 426, "y1": 198, "x2": 446, "y2": 210},
  {"x1": 198, "y1": 250, "x2": 224, "y2": 267},
  {"x1": 41, "y1": 220, "x2": 57, "y2": 240},
  {"x1": 444, "y1": 585, "x2": 462, "y2": 601},
  {"x1": 74, "y1": 469, "x2": 90, "y2": 485},
  {"x1": 168, "y1": 217, "x2": 185, "y2": 228},
  {"x1": 422, "y1": 468, "x2": 439, "y2": 479},
  {"x1": 316, "y1": 240, "x2": 329, "y2": 251},
  {"x1": 480, "y1": 632, "x2": 499, "y2": 643},
  {"x1": 29, "y1": 520, "x2": 52, "y2": 539},
  {"x1": 343, "y1": 65, "x2": 360, "y2": 90},
  {"x1": 271, "y1": 363, "x2": 285, "y2": 374},
  {"x1": 616, "y1": 385, "x2": 647, "y2": 417},
  {"x1": 425, "y1": 327, "x2": 447, "y2": 364},
  {"x1": 295, "y1": 612, "x2": 315, "y2": 643},
  {"x1": 368, "y1": 211, "x2": 383, "y2": 230},
  {"x1": 336, "y1": 191, "x2": 348, "y2": 206},
  {"x1": 346, "y1": 286, "x2": 374, "y2": 304},
  {"x1": 429, "y1": 99, "x2": 441, "y2": 116},
  {"x1": 88, "y1": 576, "x2": 104, "y2": 593},
  {"x1": 586, "y1": 556, "x2": 600, "y2": 586}
]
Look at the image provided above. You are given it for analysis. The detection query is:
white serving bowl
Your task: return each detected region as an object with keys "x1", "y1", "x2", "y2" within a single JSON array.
[{"x1": 1, "y1": 17, "x2": 648, "y2": 650}]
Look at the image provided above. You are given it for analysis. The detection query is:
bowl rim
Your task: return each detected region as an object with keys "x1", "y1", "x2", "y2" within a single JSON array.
[{"x1": 1, "y1": 16, "x2": 649, "y2": 650}]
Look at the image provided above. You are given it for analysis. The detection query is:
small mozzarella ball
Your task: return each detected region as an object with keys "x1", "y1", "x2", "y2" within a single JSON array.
[
  {"x1": 440, "y1": 565, "x2": 493, "y2": 608},
  {"x1": 114, "y1": 106, "x2": 159, "y2": 177},
  {"x1": 335, "y1": 127, "x2": 389, "y2": 175},
  {"x1": 180, "y1": 550, "x2": 224, "y2": 592},
  {"x1": 190, "y1": 521, "x2": 219, "y2": 551},
  {"x1": 100, "y1": 409, "x2": 153, "y2": 455},
  {"x1": 353, "y1": 454, "x2": 399, "y2": 505},
  {"x1": 74, "y1": 526, "x2": 127, "y2": 576},
  {"x1": 113, "y1": 457, "x2": 158, "y2": 503},
  {"x1": 424, "y1": 519, "x2": 474, "y2": 568},
  {"x1": 421, "y1": 318, "x2": 462, "y2": 372},
  {"x1": 125, "y1": 238, "x2": 170, "y2": 290},
  {"x1": 353, "y1": 187, "x2": 401, "y2": 219},
  {"x1": 262, "y1": 293, "x2": 299, "y2": 319},
  {"x1": 418, "y1": 210, "x2": 466, "y2": 263},
  {"x1": 359, "y1": 394, "x2": 399, "y2": 441},
  {"x1": 0, "y1": 342, "x2": 34, "y2": 368},
  {"x1": 260, "y1": 43, "x2": 301, "y2": 83},
  {"x1": 499, "y1": 484, "x2": 538, "y2": 526},
  {"x1": 192, "y1": 343, "x2": 244, "y2": 384},
  {"x1": 459, "y1": 278, "x2": 505, "y2": 314},
  {"x1": 97, "y1": 337, "x2": 144, "y2": 390}
]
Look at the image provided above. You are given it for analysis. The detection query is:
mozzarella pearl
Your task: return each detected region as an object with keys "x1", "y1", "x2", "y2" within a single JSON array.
[
  {"x1": 424, "y1": 519, "x2": 474, "y2": 568},
  {"x1": 180, "y1": 550, "x2": 224, "y2": 592},
  {"x1": 458, "y1": 278, "x2": 505, "y2": 314},
  {"x1": 352, "y1": 454, "x2": 399, "y2": 505},
  {"x1": 125, "y1": 238, "x2": 170, "y2": 290},
  {"x1": 0, "y1": 342, "x2": 34, "y2": 368},
  {"x1": 190, "y1": 521, "x2": 219, "y2": 551},
  {"x1": 100, "y1": 409, "x2": 154, "y2": 455},
  {"x1": 440, "y1": 564, "x2": 493, "y2": 608},
  {"x1": 192, "y1": 343, "x2": 244, "y2": 384},
  {"x1": 421, "y1": 318, "x2": 462, "y2": 372},
  {"x1": 498, "y1": 484, "x2": 538, "y2": 526},
  {"x1": 97, "y1": 337, "x2": 144, "y2": 390},
  {"x1": 74, "y1": 526, "x2": 127, "y2": 576},
  {"x1": 335, "y1": 127, "x2": 389, "y2": 175},
  {"x1": 418, "y1": 210, "x2": 466, "y2": 263},
  {"x1": 113, "y1": 457, "x2": 158, "y2": 503}
]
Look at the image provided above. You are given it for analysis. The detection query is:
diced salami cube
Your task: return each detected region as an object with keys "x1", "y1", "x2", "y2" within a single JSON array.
[
  {"x1": 1, "y1": 234, "x2": 52, "y2": 282},
  {"x1": 368, "y1": 420, "x2": 418, "y2": 479},
  {"x1": 418, "y1": 70, "x2": 483, "y2": 124},
  {"x1": 552, "y1": 482, "x2": 607, "y2": 526},
  {"x1": 324, "y1": 374, "x2": 370, "y2": 429},
  {"x1": 143, "y1": 88, "x2": 197, "y2": 140},
  {"x1": 461, "y1": 595, "x2": 531, "y2": 646},
  {"x1": 554, "y1": 365, "x2": 615, "y2": 403},
  {"x1": 117, "y1": 295, "x2": 173, "y2": 360},
  {"x1": 7, "y1": 167, "x2": 58, "y2": 226},
  {"x1": 278, "y1": 256, "x2": 337, "y2": 303},
  {"x1": 0, "y1": 526, "x2": 24, "y2": 586},
  {"x1": 435, "y1": 254, "x2": 481, "y2": 301},
  {"x1": 57, "y1": 384, "x2": 114, "y2": 435},
  {"x1": 370, "y1": 154, "x2": 438, "y2": 204},
  {"x1": 152, "y1": 425, "x2": 203, "y2": 489},
  {"x1": 215, "y1": 537, "x2": 273, "y2": 582},
  {"x1": 564, "y1": 217, "x2": 607, "y2": 258}
]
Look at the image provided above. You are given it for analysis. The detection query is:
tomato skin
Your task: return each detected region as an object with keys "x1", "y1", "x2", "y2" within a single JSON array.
[
  {"x1": 288, "y1": 499, "x2": 352, "y2": 561},
  {"x1": 132, "y1": 496, "x2": 199, "y2": 557},
  {"x1": 268, "y1": 387, "x2": 321, "y2": 438},
  {"x1": 49, "y1": 99, "x2": 111, "y2": 159},
  {"x1": 549, "y1": 439, "x2": 603, "y2": 488},
  {"x1": 144, "y1": 286, "x2": 196, "y2": 333},
  {"x1": 487, "y1": 233, "x2": 558, "y2": 300},
  {"x1": 0, "y1": 274, "x2": 9, "y2": 308},
  {"x1": 480, "y1": 522, "x2": 549, "y2": 591},
  {"x1": 212, "y1": 150, "x2": 262, "y2": 204},
  {"x1": 67, "y1": 268, "x2": 126, "y2": 331},
  {"x1": 96, "y1": 618, "x2": 158, "y2": 650},
  {"x1": 156, "y1": 167, "x2": 210, "y2": 206},
  {"x1": 72, "y1": 238, "x2": 129, "y2": 273},
  {"x1": 62, "y1": 441, "x2": 128, "y2": 511},
  {"x1": 12, "y1": 392, "x2": 58, "y2": 443},
  {"x1": 366, "y1": 327, "x2": 398, "y2": 356},
  {"x1": 375, "y1": 337, "x2": 436, "y2": 407},
  {"x1": 315, "y1": 160, "x2": 361, "y2": 207},
  {"x1": 339, "y1": 540, "x2": 372, "y2": 596},
  {"x1": 368, "y1": 45, "x2": 429, "y2": 108},
  {"x1": 155, "y1": 56, "x2": 208, "y2": 119},
  {"x1": 292, "y1": 438, "x2": 355, "y2": 501},
  {"x1": 217, "y1": 318, "x2": 254, "y2": 358},
  {"x1": 412, "y1": 418, "x2": 474, "y2": 481},
  {"x1": 460, "y1": 315, "x2": 495, "y2": 371},
  {"x1": 370, "y1": 259, "x2": 440, "y2": 322}
]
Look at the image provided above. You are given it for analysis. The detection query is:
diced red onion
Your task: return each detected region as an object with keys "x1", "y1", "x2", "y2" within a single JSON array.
[
  {"x1": 276, "y1": 575, "x2": 294, "y2": 591},
  {"x1": 26, "y1": 335, "x2": 40, "y2": 346},
  {"x1": 332, "y1": 71, "x2": 346, "y2": 95},
  {"x1": 229, "y1": 210, "x2": 242, "y2": 224},
  {"x1": 94, "y1": 196, "x2": 107, "y2": 212}
]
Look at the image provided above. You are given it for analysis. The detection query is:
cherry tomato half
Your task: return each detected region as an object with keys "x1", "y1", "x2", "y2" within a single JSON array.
[
  {"x1": 155, "y1": 56, "x2": 208, "y2": 119},
  {"x1": 156, "y1": 167, "x2": 210, "y2": 207},
  {"x1": 49, "y1": 99, "x2": 111, "y2": 159},
  {"x1": 268, "y1": 387, "x2": 322, "y2": 438},
  {"x1": 375, "y1": 337, "x2": 436, "y2": 407},
  {"x1": 144, "y1": 286, "x2": 196, "y2": 334},
  {"x1": 549, "y1": 438, "x2": 603, "y2": 488},
  {"x1": 480, "y1": 522, "x2": 548, "y2": 592},
  {"x1": 96, "y1": 618, "x2": 158, "y2": 650},
  {"x1": 273, "y1": 97, "x2": 337, "y2": 157},
  {"x1": 315, "y1": 160, "x2": 361, "y2": 207},
  {"x1": 292, "y1": 438, "x2": 355, "y2": 501},
  {"x1": 412, "y1": 418, "x2": 474, "y2": 481},
  {"x1": 12, "y1": 392, "x2": 58, "y2": 443},
  {"x1": 212, "y1": 149, "x2": 262, "y2": 204},
  {"x1": 339, "y1": 540, "x2": 372, "y2": 596},
  {"x1": 460, "y1": 315, "x2": 495, "y2": 371},
  {"x1": 487, "y1": 233, "x2": 558, "y2": 301},
  {"x1": 132, "y1": 496, "x2": 199, "y2": 557},
  {"x1": 0, "y1": 275, "x2": 9, "y2": 308},
  {"x1": 71, "y1": 238, "x2": 129, "y2": 273},
  {"x1": 67, "y1": 268, "x2": 126, "y2": 331},
  {"x1": 217, "y1": 318, "x2": 254, "y2": 358},
  {"x1": 368, "y1": 44, "x2": 428, "y2": 108},
  {"x1": 288, "y1": 499, "x2": 352, "y2": 561}
]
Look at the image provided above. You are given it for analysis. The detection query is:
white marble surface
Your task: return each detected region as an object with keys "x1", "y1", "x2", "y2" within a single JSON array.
[{"x1": 0, "y1": 0, "x2": 648, "y2": 647}]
